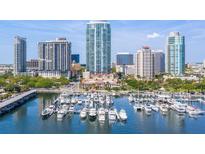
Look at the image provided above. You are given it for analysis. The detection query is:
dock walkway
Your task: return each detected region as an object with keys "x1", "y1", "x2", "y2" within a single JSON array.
[{"x1": 0, "y1": 89, "x2": 37, "y2": 115}]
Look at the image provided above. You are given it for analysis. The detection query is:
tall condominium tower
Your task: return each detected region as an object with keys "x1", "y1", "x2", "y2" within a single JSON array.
[
  {"x1": 14, "y1": 36, "x2": 27, "y2": 75},
  {"x1": 166, "y1": 32, "x2": 185, "y2": 76},
  {"x1": 153, "y1": 50, "x2": 165, "y2": 75},
  {"x1": 38, "y1": 38, "x2": 71, "y2": 74},
  {"x1": 136, "y1": 46, "x2": 154, "y2": 79},
  {"x1": 86, "y1": 20, "x2": 111, "y2": 73}
]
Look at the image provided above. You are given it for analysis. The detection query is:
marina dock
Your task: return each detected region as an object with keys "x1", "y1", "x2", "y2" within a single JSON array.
[{"x1": 0, "y1": 89, "x2": 37, "y2": 115}]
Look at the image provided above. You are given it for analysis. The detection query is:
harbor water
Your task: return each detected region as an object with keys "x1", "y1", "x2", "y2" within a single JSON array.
[{"x1": 0, "y1": 93, "x2": 205, "y2": 134}]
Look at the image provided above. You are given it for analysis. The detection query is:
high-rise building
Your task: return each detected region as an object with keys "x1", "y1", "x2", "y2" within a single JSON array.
[
  {"x1": 136, "y1": 46, "x2": 154, "y2": 79},
  {"x1": 116, "y1": 53, "x2": 134, "y2": 65},
  {"x1": 71, "y1": 54, "x2": 80, "y2": 63},
  {"x1": 153, "y1": 51, "x2": 165, "y2": 75},
  {"x1": 166, "y1": 32, "x2": 185, "y2": 76},
  {"x1": 86, "y1": 20, "x2": 111, "y2": 73},
  {"x1": 14, "y1": 36, "x2": 27, "y2": 74},
  {"x1": 38, "y1": 38, "x2": 71, "y2": 75}
]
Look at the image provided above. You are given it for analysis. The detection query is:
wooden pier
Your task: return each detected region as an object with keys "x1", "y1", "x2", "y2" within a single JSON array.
[{"x1": 0, "y1": 90, "x2": 37, "y2": 116}]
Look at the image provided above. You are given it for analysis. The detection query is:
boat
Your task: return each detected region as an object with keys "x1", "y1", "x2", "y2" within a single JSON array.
[
  {"x1": 41, "y1": 108, "x2": 52, "y2": 118},
  {"x1": 172, "y1": 102, "x2": 186, "y2": 114},
  {"x1": 150, "y1": 104, "x2": 159, "y2": 112},
  {"x1": 98, "y1": 108, "x2": 106, "y2": 122},
  {"x1": 160, "y1": 104, "x2": 168, "y2": 115},
  {"x1": 133, "y1": 103, "x2": 143, "y2": 111},
  {"x1": 57, "y1": 109, "x2": 66, "y2": 119},
  {"x1": 188, "y1": 109, "x2": 205, "y2": 116},
  {"x1": 128, "y1": 95, "x2": 134, "y2": 102},
  {"x1": 108, "y1": 108, "x2": 116, "y2": 121},
  {"x1": 80, "y1": 108, "x2": 87, "y2": 119},
  {"x1": 88, "y1": 108, "x2": 97, "y2": 121},
  {"x1": 144, "y1": 104, "x2": 152, "y2": 115},
  {"x1": 77, "y1": 100, "x2": 82, "y2": 105},
  {"x1": 68, "y1": 105, "x2": 75, "y2": 113},
  {"x1": 119, "y1": 109, "x2": 127, "y2": 121}
]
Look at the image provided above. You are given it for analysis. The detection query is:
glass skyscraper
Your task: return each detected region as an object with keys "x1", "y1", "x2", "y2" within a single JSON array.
[
  {"x1": 14, "y1": 36, "x2": 27, "y2": 75},
  {"x1": 86, "y1": 21, "x2": 111, "y2": 73},
  {"x1": 166, "y1": 32, "x2": 185, "y2": 76}
]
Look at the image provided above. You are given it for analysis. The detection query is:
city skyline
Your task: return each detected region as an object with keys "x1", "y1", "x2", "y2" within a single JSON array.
[{"x1": 0, "y1": 20, "x2": 205, "y2": 64}]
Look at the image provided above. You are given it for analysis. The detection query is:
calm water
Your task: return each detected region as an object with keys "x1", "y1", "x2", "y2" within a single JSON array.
[{"x1": 1, "y1": 93, "x2": 205, "y2": 134}]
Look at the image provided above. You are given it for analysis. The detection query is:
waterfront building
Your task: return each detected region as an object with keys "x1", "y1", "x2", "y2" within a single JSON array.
[
  {"x1": 153, "y1": 50, "x2": 165, "y2": 75},
  {"x1": 38, "y1": 38, "x2": 71, "y2": 76},
  {"x1": 86, "y1": 20, "x2": 111, "y2": 74},
  {"x1": 38, "y1": 71, "x2": 62, "y2": 78},
  {"x1": 71, "y1": 54, "x2": 80, "y2": 63},
  {"x1": 0, "y1": 64, "x2": 13, "y2": 74},
  {"x1": 27, "y1": 59, "x2": 39, "y2": 71},
  {"x1": 14, "y1": 36, "x2": 27, "y2": 75},
  {"x1": 136, "y1": 46, "x2": 154, "y2": 79},
  {"x1": 166, "y1": 32, "x2": 185, "y2": 76},
  {"x1": 116, "y1": 53, "x2": 134, "y2": 65}
]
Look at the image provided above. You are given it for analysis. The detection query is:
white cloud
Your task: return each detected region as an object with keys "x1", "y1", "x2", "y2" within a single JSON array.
[{"x1": 147, "y1": 32, "x2": 160, "y2": 39}]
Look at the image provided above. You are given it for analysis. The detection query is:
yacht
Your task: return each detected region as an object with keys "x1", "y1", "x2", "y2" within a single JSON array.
[
  {"x1": 133, "y1": 103, "x2": 143, "y2": 111},
  {"x1": 88, "y1": 108, "x2": 97, "y2": 121},
  {"x1": 41, "y1": 108, "x2": 52, "y2": 118},
  {"x1": 119, "y1": 109, "x2": 127, "y2": 121},
  {"x1": 128, "y1": 95, "x2": 134, "y2": 102},
  {"x1": 98, "y1": 108, "x2": 106, "y2": 122},
  {"x1": 57, "y1": 109, "x2": 66, "y2": 119},
  {"x1": 144, "y1": 104, "x2": 152, "y2": 115},
  {"x1": 160, "y1": 104, "x2": 168, "y2": 115},
  {"x1": 151, "y1": 104, "x2": 159, "y2": 112},
  {"x1": 108, "y1": 108, "x2": 116, "y2": 121},
  {"x1": 68, "y1": 105, "x2": 75, "y2": 113},
  {"x1": 80, "y1": 108, "x2": 87, "y2": 119},
  {"x1": 78, "y1": 100, "x2": 82, "y2": 105},
  {"x1": 172, "y1": 102, "x2": 186, "y2": 114}
]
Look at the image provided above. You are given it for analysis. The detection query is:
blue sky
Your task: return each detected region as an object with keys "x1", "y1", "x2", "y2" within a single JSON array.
[{"x1": 0, "y1": 20, "x2": 204, "y2": 64}]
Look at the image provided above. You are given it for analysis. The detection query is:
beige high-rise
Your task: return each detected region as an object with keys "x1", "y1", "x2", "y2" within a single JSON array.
[{"x1": 136, "y1": 46, "x2": 154, "y2": 79}]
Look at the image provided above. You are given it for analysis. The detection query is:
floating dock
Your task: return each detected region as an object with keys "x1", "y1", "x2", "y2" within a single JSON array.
[{"x1": 0, "y1": 90, "x2": 37, "y2": 116}]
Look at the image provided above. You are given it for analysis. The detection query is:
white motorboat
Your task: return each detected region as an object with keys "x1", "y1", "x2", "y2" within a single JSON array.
[
  {"x1": 89, "y1": 108, "x2": 97, "y2": 120},
  {"x1": 188, "y1": 109, "x2": 205, "y2": 116},
  {"x1": 108, "y1": 108, "x2": 116, "y2": 121},
  {"x1": 57, "y1": 109, "x2": 66, "y2": 119},
  {"x1": 98, "y1": 108, "x2": 106, "y2": 121},
  {"x1": 78, "y1": 100, "x2": 82, "y2": 105},
  {"x1": 160, "y1": 104, "x2": 168, "y2": 115},
  {"x1": 119, "y1": 109, "x2": 127, "y2": 121},
  {"x1": 151, "y1": 104, "x2": 159, "y2": 112},
  {"x1": 133, "y1": 103, "x2": 143, "y2": 111},
  {"x1": 68, "y1": 105, "x2": 75, "y2": 113},
  {"x1": 172, "y1": 102, "x2": 186, "y2": 114},
  {"x1": 128, "y1": 95, "x2": 134, "y2": 102},
  {"x1": 144, "y1": 104, "x2": 152, "y2": 115},
  {"x1": 41, "y1": 108, "x2": 52, "y2": 118},
  {"x1": 80, "y1": 108, "x2": 87, "y2": 119}
]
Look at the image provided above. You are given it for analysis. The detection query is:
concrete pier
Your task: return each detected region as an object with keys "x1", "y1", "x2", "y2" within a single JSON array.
[{"x1": 0, "y1": 90, "x2": 37, "y2": 116}]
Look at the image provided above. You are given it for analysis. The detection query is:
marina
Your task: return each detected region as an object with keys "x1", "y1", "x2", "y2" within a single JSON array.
[{"x1": 0, "y1": 92, "x2": 205, "y2": 133}]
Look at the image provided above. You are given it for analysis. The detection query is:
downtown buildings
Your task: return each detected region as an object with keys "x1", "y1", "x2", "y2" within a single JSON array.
[
  {"x1": 136, "y1": 46, "x2": 154, "y2": 79},
  {"x1": 38, "y1": 38, "x2": 71, "y2": 77},
  {"x1": 166, "y1": 32, "x2": 185, "y2": 76},
  {"x1": 135, "y1": 47, "x2": 165, "y2": 79},
  {"x1": 14, "y1": 36, "x2": 27, "y2": 75},
  {"x1": 116, "y1": 53, "x2": 135, "y2": 75},
  {"x1": 86, "y1": 20, "x2": 111, "y2": 74}
]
